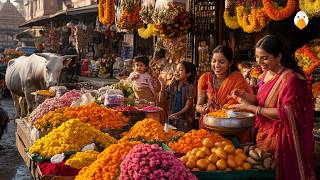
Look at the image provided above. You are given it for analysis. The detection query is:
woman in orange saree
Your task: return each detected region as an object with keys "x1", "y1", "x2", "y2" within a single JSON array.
[
  {"x1": 232, "y1": 35, "x2": 315, "y2": 180},
  {"x1": 196, "y1": 45, "x2": 253, "y2": 129}
]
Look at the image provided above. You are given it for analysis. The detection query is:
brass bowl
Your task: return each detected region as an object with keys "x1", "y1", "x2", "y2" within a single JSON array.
[{"x1": 203, "y1": 112, "x2": 255, "y2": 135}]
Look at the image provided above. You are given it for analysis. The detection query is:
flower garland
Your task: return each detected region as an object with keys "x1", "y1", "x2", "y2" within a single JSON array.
[
  {"x1": 224, "y1": 8, "x2": 240, "y2": 29},
  {"x1": 262, "y1": 0, "x2": 296, "y2": 20},
  {"x1": 242, "y1": 8, "x2": 258, "y2": 33},
  {"x1": 295, "y1": 45, "x2": 320, "y2": 75},
  {"x1": 236, "y1": 6, "x2": 245, "y2": 28},
  {"x1": 137, "y1": 24, "x2": 157, "y2": 39},
  {"x1": 299, "y1": 0, "x2": 320, "y2": 18},
  {"x1": 98, "y1": 0, "x2": 115, "y2": 25}
]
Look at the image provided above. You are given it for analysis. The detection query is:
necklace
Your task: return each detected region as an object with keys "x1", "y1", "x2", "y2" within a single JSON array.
[{"x1": 212, "y1": 74, "x2": 222, "y2": 110}]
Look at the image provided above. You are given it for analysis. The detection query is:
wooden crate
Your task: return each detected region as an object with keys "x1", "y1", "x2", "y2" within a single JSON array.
[{"x1": 16, "y1": 118, "x2": 33, "y2": 148}]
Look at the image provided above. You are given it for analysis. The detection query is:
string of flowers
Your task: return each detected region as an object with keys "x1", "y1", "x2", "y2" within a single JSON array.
[
  {"x1": 236, "y1": 0, "x2": 270, "y2": 33},
  {"x1": 137, "y1": 24, "x2": 157, "y2": 39},
  {"x1": 299, "y1": 0, "x2": 320, "y2": 18},
  {"x1": 98, "y1": 0, "x2": 115, "y2": 25},
  {"x1": 262, "y1": 0, "x2": 296, "y2": 20},
  {"x1": 224, "y1": 0, "x2": 240, "y2": 29},
  {"x1": 295, "y1": 45, "x2": 320, "y2": 75}
]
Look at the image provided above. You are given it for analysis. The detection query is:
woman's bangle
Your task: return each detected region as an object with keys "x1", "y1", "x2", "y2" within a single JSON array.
[{"x1": 255, "y1": 106, "x2": 262, "y2": 116}]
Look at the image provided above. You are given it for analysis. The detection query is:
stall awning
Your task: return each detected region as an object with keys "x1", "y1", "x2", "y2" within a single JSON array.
[
  {"x1": 20, "y1": 10, "x2": 66, "y2": 27},
  {"x1": 20, "y1": 5, "x2": 98, "y2": 27},
  {"x1": 66, "y1": 4, "x2": 98, "y2": 15}
]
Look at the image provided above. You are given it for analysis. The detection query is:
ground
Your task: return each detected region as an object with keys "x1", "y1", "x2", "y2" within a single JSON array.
[{"x1": 0, "y1": 97, "x2": 32, "y2": 180}]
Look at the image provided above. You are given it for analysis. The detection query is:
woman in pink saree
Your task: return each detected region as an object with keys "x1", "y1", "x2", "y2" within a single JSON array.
[{"x1": 231, "y1": 35, "x2": 315, "y2": 180}]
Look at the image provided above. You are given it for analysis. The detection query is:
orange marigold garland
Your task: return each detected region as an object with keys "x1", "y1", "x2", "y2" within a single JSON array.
[
  {"x1": 262, "y1": 0, "x2": 296, "y2": 20},
  {"x1": 98, "y1": 0, "x2": 115, "y2": 24}
]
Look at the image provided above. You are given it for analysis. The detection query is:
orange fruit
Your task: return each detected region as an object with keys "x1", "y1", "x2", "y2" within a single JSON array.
[
  {"x1": 243, "y1": 162, "x2": 252, "y2": 170},
  {"x1": 215, "y1": 148, "x2": 227, "y2": 159},
  {"x1": 206, "y1": 163, "x2": 217, "y2": 171},
  {"x1": 203, "y1": 138, "x2": 215, "y2": 149},
  {"x1": 215, "y1": 142, "x2": 224, "y2": 148},
  {"x1": 186, "y1": 160, "x2": 196, "y2": 169},
  {"x1": 238, "y1": 153, "x2": 247, "y2": 162},
  {"x1": 235, "y1": 166, "x2": 244, "y2": 170},
  {"x1": 226, "y1": 158, "x2": 237, "y2": 168},
  {"x1": 216, "y1": 159, "x2": 227, "y2": 170},
  {"x1": 191, "y1": 148, "x2": 200, "y2": 155},
  {"x1": 191, "y1": 167, "x2": 200, "y2": 171},
  {"x1": 224, "y1": 144, "x2": 236, "y2": 154},
  {"x1": 234, "y1": 155, "x2": 244, "y2": 166},
  {"x1": 201, "y1": 146, "x2": 211, "y2": 156},
  {"x1": 197, "y1": 159, "x2": 209, "y2": 170},
  {"x1": 211, "y1": 147, "x2": 217, "y2": 154},
  {"x1": 208, "y1": 153, "x2": 219, "y2": 164},
  {"x1": 235, "y1": 148, "x2": 244, "y2": 155},
  {"x1": 188, "y1": 155, "x2": 198, "y2": 163},
  {"x1": 222, "y1": 140, "x2": 231, "y2": 146},
  {"x1": 196, "y1": 151, "x2": 206, "y2": 159},
  {"x1": 227, "y1": 154, "x2": 235, "y2": 159},
  {"x1": 180, "y1": 156, "x2": 188, "y2": 164},
  {"x1": 186, "y1": 151, "x2": 192, "y2": 156}
]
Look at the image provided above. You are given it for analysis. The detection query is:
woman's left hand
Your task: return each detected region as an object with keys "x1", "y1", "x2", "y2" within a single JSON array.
[
  {"x1": 229, "y1": 103, "x2": 250, "y2": 112},
  {"x1": 168, "y1": 114, "x2": 178, "y2": 120}
]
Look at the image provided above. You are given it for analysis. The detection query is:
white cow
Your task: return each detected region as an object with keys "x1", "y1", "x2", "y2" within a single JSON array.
[{"x1": 5, "y1": 53, "x2": 74, "y2": 118}]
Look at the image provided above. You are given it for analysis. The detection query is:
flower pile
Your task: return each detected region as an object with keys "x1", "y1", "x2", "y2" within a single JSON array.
[
  {"x1": 168, "y1": 129, "x2": 226, "y2": 154},
  {"x1": 75, "y1": 141, "x2": 141, "y2": 180},
  {"x1": 119, "y1": 144, "x2": 197, "y2": 179},
  {"x1": 29, "y1": 90, "x2": 81, "y2": 124},
  {"x1": 34, "y1": 103, "x2": 128, "y2": 131},
  {"x1": 65, "y1": 150, "x2": 100, "y2": 169},
  {"x1": 38, "y1": 161, "x2": 80, "y2": 176},
  {"x1": 29, "y1": 119, "x2": 117, "y2": 158},
  {"x1": 207, "y1": 109, "x2": 228, "y2": 118},
  {"x1": 34, "y1": 90, "x2": 55, "y2": 97},
  {"x1": 121, "y1": 118, "x2": 184, "y2": 143}
]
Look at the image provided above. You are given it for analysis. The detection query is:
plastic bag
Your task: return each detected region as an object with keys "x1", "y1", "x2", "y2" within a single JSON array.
[
  {"x1": 103, "y1": 88, "x2": 124, "y2": 106},
  {"x1": 81, "y1": 143, "x2": 95, "y2": 152},
  {"x1": 51, "y1": 153, "x2": 65, "y2": 164}
]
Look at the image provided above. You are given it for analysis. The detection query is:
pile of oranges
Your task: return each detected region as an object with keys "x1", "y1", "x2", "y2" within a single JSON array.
[{"x1": 180, "y1": 138, "x2": 252, "y2": 171}]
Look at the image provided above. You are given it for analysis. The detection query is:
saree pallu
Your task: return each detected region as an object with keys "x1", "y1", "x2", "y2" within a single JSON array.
[{"x1": 256, "y1": 69, "x2": 315, "y2": 180}]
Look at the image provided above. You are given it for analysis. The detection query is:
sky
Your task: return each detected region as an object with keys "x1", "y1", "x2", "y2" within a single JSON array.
[{"x1": 0, "y1": 0, "x2": 17, "y2": 6}]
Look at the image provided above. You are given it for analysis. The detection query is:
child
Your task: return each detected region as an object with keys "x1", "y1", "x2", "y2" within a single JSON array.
[
  {"x1": 159, "y1": 61, "x2": 196, "y2": 132},
  {"x1": 127, "y1": 56, "x2": 159, "y2": 103}
]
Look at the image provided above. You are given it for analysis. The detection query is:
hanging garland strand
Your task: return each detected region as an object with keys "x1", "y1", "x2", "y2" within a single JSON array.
[
  {"x1": 299, "y1": 0, "x2": 320, "y2": 18},
  {"x1": 224, "y1": 0, "x2": 240, "y2": 29},
  {"x1": 98, "y1": 0, "x2": 115, "y2": 24},
  {"x1": 262, "y1": 0, "x2": 296, "y2": 20}
]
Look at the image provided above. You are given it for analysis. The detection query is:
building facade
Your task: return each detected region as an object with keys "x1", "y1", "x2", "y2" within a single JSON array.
[{"x1": 0, "y1": 0, "x2": 25, "y2": 48}]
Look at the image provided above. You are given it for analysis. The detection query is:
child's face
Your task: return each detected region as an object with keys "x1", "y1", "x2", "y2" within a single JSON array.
[
  {"x1": 134, "y1": 61, "x2": 147, "y2": 73},
  {"x1": 175, "y1": 63, "x2": 189, "y2": 81}
]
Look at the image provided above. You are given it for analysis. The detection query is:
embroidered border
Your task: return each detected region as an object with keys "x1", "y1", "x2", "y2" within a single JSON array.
[{"x1": 284, "y1": 105, "x2": 306, "y2": 180}]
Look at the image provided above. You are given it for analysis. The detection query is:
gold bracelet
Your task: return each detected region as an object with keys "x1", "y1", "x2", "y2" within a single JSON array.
[{"x1": 255, "y1": 106, "x2": 261, "y2": 116}]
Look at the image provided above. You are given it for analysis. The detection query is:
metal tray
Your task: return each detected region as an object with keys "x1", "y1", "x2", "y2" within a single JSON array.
[{"x1": 204, "y1": 112, "x2": 255, "y2": 128}]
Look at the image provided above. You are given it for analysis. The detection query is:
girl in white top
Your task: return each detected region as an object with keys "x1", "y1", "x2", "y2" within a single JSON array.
[{"x1": 127, "y1": 56, "x2": 160, "y2": 103}]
